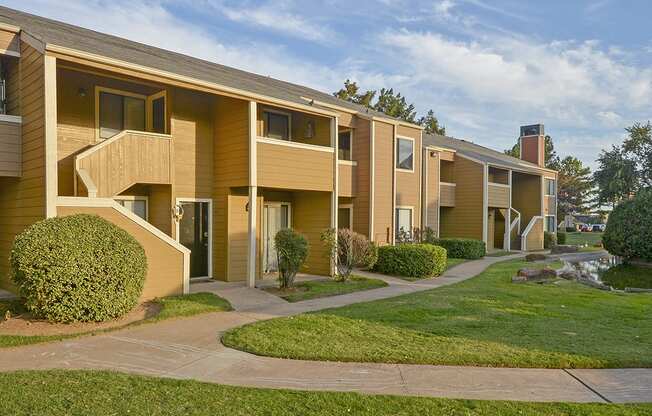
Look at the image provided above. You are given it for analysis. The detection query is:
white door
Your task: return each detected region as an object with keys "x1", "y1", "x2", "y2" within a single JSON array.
[{"x1": 263, "y1": 203, "x2": 290, "y2": 273}]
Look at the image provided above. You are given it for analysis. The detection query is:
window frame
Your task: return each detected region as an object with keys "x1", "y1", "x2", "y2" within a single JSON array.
[
  {"x1": 395, "y1": 206, "x2": 414, "y2": 237},
  {"x1": 338, "y1": 204, "x2": 353, "y2": 230},
  {"x1": 263, "y1": 108, "x2": 292, "y2": 141},
  {"x1": 114, "y1": 195, "x2": 149, "y2": 221},
  {"x1": 395, "y1": 136, "x2": 415, "y2": 172},
  {"x1": 95, "y1": 86, "x2": 148, "y2": 141},
  {"x1": 544, "y1": 214, "x2": 556, "y2": 233},
  {"x1": 338, "y1": 129, "x2": 353, "y2": 161},
  {"x1": 545, "y1": 178, "x2": 556, "y2": 196}
]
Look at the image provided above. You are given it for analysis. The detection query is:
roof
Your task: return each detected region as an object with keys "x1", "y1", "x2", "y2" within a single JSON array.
[
  {"x1": 0, "y1": 6, "x2": 413, "y2": 125},
  {"x1": 423, "y1": 133, "x2": 556, "y2": 174}
]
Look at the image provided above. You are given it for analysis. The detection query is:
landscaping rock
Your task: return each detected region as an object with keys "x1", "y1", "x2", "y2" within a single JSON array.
[
  {"x1": 515, "y1": 268, "x2": 558, "y2": 282},
  {"x1": 576, "y1": 277, "x2": 612, "y2": 291},
  {"x1": 511, "y1": 275, "x2": 528, "y2": 283},
  {"x1": 558, "y1": 270, "x2": 582, "y2": 280},
  {"x1": 551, "y1": 245, "x2": 580, "y2": 254},
  {"x1": 525, "y1": 253, "x2": 547, "y2": 262}
]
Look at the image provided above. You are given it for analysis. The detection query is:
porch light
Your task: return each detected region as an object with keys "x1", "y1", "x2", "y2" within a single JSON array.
[{"x1": 78, "y1": 87, "x2": 87, "y2": 98}]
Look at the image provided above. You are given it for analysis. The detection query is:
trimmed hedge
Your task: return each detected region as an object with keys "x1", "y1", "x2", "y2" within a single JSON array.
[
  {"x1": 425, "y1": 238, "x2": 485, "y2": 259},
  {"x1": 10, "y1": 214, "x2": 147, "y2": 323},
  {"x1": 603, "y1": 190, "x2": 652, "y2": 261},
  {"x1": 557, "y1": 232, "x2": 567, "y2": 245},
  {"x1": 544, "y1": 232, "x2": 557, "y2": 249},
  {"x1": 373, "y1": 244, "x2": 447, "y2": 279}
]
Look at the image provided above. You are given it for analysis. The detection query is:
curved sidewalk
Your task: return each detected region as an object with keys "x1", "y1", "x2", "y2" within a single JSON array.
[{"x1": 0, "y1": 253, "x2": 650, "y2": 404}]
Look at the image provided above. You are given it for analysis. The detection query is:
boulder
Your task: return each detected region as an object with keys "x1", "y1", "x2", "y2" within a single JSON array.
[
  {"x1": 525, "y1": 253, "x2": 547, "y2": 262},
  {"x1": 558, "y1": 270, "x2": 581, "y2": 280},
  {"x1": 515, "y1": 267, "x2": 558, "y2": 282},
  {"x1": 551, "y1": 245, "x2": 580, "y2": 254}
]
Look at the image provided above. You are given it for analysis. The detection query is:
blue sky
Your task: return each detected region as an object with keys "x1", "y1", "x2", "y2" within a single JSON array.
[{"x1": 6, "y1": 0, "x2": 652, "y2": 168}]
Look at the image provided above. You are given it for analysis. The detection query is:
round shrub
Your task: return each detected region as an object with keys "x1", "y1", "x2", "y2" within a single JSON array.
[
  {"x1": 557, "y1": 232, "x2": 567, "y2": 245},
  {"x1": 373, "y1": 244, "x2": 447, "y2": 279},
  {"x1": 603, "y1": 190, "x2": 652, "y2": 262},
  {"x1": 544, "y1": 232, "x2": 557, "y2": 249},
  {"x1": 10, "y1": 214, "x2": 147, "y2": 323},
  {"x1": 275, "y1": 228, "x2": 309, "y2": 289},
  {"x1": 425, "y1": 238, "x2": 485, "y2": 259}
]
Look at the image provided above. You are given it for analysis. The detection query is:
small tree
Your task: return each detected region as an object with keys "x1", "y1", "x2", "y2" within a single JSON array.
[
  {"x1": 275, "y1": 228, "x2": 309, "y2": 289},
  {"x1": 321, "y1": 228, "x2": 376, "y2": 281}
]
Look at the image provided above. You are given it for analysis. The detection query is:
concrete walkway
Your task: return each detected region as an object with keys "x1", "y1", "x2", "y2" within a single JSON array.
[{"x1": 1, "y1": 252, "x2": 650, "y2": 403}]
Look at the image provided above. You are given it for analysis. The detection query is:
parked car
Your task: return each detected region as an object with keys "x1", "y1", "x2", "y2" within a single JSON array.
[
  {"x1": 592, "y1": 224, "x2": 606, "y2": 232},
  {"x1": 580, "y1": 224, "x2": 591, "y2": 232}
]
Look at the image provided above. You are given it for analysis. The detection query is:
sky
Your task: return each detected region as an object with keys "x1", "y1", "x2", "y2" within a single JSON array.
[{"x1": 5, "y1": 0, "x2": 652, "y2": 168}]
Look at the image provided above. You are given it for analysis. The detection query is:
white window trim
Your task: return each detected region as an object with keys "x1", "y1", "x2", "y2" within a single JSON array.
[
  {"x1": 338, "y1": 203, "x2": 353, "y2": 230},
  {"x1": 113, "y1": 195, "x2": 149, "y2": 221},
  {"x1": 544, "y1": 214, "x2": 557, "y2": 233},
  {"x1": 395, "y1": 205, "x2": 414, "y2": 235},
  {"x1": 544, "y1": 178, "x2": 556, "y2": 196},
  {"x1": 256, "y1": 136, "x2": 334, "y2": 153},
  {"x1": 338, "y1": 128, "x2": 354, "y2": 162},
  {"x1": 174, "y1": 197, "x2": 213, "y2": 280},
  {"x1": 395, "y1": 135, "x2": 415, "y2": 173},
  {"x1": 262, "y1": 108, "x2": 292, "y2": 141},
  {"x1": 95, "y1": 86, "x2": 147, "y2": 141},
  {"x1": 488, "y1": 182, "x2": 511, "y2": 188}
]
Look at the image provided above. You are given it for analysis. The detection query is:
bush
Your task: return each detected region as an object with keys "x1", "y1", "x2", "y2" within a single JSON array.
[
  {"x1": 565, "y1": 227, "x2": 576, "y2": 233},
  {"x1": 544, "y1": 232, "x2": 557, "y2": 249},
  {"x1": 373, "y1": 244, "x2": 446, "y2": 279},
  {"x1": 423, "y1": 237, "x2": 485, "y2": 259},
  {"x1": 10, "y1": 214, "x2": 146, "y2": 323},
  {"x1": 557, "y1": 232, "x2": 567, "y2": 245},
  {"x1": 275, "y1": 228, "x2": 309, "y2": 288},
  {"x1": 358, "y1": 241, "x2": 378, "y2": 270},
  {"x1": 321, "y1": 229, "x2": 377, "y2": 281},
  {"x1": 603, "y1": 190, "x2": 652, "y2": 262}
]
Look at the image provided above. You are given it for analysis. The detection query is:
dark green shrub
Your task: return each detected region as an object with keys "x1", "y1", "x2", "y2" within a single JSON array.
[
  {"x1": 544, "y1": 232, "x2": 557, "y2": 249},
  {"x1": 373, "y1": 244, "x2": 446, "y2": 278},
  {"x1": 423, "y1": 237, "x2": 485, "y2": 259},
  {"x1": 275, "y1": 228, "x2": 309, "y2": 288},
  {"x1": 557, "y1": 232, "x2": 567, "y2": 245},
  {"x1": 603, "y1": 190, "x2": 652, "y2": 261},
  {"x1": 565, "y1": 227, "x2": 576, "y2": 233},
  {"x1": 10, "y1": 214, "x2": 146, "y2": 323}
]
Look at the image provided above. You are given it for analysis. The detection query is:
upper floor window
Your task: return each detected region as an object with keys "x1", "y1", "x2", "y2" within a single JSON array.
[
  {"x1": 98, "y1": 89, "x2": 146, "y2": 139},
  {"x1": 338, "y1": 130, "x2": 352, "y2": 161},
  {"x1": 264, "y1": 110, "x2": 291, "y2": 141},
  {"x1": 396, "y1": 137, "x2": 414, "y2": 171},
  {"x1": 545, "y1": 178, "x2": 556, "y2": 196}
]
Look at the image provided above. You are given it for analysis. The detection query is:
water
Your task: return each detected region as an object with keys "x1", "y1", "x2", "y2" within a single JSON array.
[{"x1": 564, "y1": 256, "x2": 652, "y2": 290}]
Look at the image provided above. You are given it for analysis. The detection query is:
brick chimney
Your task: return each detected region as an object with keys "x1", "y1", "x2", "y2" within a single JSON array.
[{"x1": 519, "y1": 124, "x2": 545, "y2": 167}]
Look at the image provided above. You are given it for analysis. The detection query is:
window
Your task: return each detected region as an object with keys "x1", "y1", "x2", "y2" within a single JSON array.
[
  {"x1": 338, "y1": 130, "x2": 352, "y2": 161},
  {"x1": 396, "y1": 137, "x2": 414, "y2": 171},
  {"x1": 395, "y1": 207, "x2": 413, "y2": 237},
  {"x1": 338, "y1": 206, "x2": 352, "y2": 229},
  {"x1": 98, "y1": 91, "x2": 146, "y2": 139},
  {"x1": 544, "y1": 215, "x2": 556, "y2": 233},
  {"x1": 264, "y1": 111, "x2": 290, "y2": 140},
  {"x1": 151, "y1": 96, "x2": 166, "y2": 134},
  {"x1": 115, "y1": 197, "x2": 147, "y2": 221},
  {"x1": 545, "y1": 179, "x2": 556, "y2": 196}
]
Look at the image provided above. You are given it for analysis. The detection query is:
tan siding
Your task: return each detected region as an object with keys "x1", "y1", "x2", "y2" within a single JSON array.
[
  {"x1": 293, "y1": 191, "x2": 331, "y2": 275},
  {"x1": 5, "y1": 57, "x2": 20, "y2": 116},
  {"x1": 227, "y1": 194, "x2": 248, "y2": 281},
  {"x1": 338, "y1": 163, "x2": 356, "y2": 197},
  {"x1": 147, "y1": 184, "x2": 172, "y2": 235},
  {"x1": 544, "y1": 195, "x2": 556, "y2": 216},
  {"x1": 0, "y1": 30, "x2": 19, "y2": 55},
  {"x1": 488, "y1": 184, "x2": 509, "y2": 208},
  {"x1": 439, "y1": 183, "x2": 456, "y2": 207},
  {"x1": 425, "y1": 151, "x2": 439, "y2": 229},
  {"x1": 396, "y1": 125, "x2": 421, "y2": 229},
  {"x1": 257, "y1": 141, "x2": 333, "y2": 191},
  {"x1": 0, "y1": 120, "x2": 21, "y2": 176},
  {"x1": 439, "y1": 156, "x2": 484, "y2": 240},
  {"x1": 352, "y1": 118, "x2": 370, "y2": 238},
  {"x1": 512, "y1": 172, "x2": 542, "y2": 229},
  {"x1": 526, "y1": 218, "x2": 544, "y2": 251},
  {"x1": 57, "y1": 205, "x2": 184, "y2": 299},
  {"x1": 337, "y1": 111, "x2": 355, "y2": 128},
  {"x1": 0, "y1": 42, "x2": 46, "y2": 290},
  {"x1": 373, "y1": 121, "x2": 393, "y2": 244}
]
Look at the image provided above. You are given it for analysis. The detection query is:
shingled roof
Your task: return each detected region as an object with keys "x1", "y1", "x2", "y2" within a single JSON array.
[
  {"x1": 0, "y1": 6, "x2": 405, "y2": 123},
  {"x1": 423, "y1": 133, "x2": 555, "y2": 174}
]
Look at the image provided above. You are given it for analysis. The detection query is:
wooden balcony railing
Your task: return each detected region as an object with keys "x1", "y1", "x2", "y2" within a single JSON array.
[
  {"x1": 440, "y1": 182, "x2": 456, "y2": 207},
  {"x1": 0, "y1": 115, "x2": 21, "y2": 177},
  {"x1": 338, "y1": 161, "x2": 356, "y2": 197},
  {"x1": 488, "y1": 182, "x2": 510, "y2": 208}
]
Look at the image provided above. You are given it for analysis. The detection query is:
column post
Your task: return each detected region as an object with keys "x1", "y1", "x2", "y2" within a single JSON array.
[
  {"x1": 505, "y1": 170, "x2": 512, "y2": 251},
  {"x1": 44, "y1": 55, "x2": 58, "y2": 218},
  {"x1": 246, "y1": 101, "x2": 257, "y2": 288},
  {"x1": 330, "y1": 116, "x2": 339, "y2": 276}
]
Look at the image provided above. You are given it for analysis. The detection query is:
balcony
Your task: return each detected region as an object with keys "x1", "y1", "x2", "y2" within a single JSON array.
[
  {"x1": 0, "y1": 115, "x2": 21, "y2": 177},
  {"x1": 488, "y1": 183, "x2": 510, "y2": 208},
  {"x1": 440, "y1": 182, "x2": 456, "y2": 207},
  {"x1": 257, "y1": 137, "x2": 334, "y2": 192},
  {"x1": 338, "y1": 161, "x2": 357, "y2": 197},
  {"x1": 75, "y1": 130, "x2": 173, "y2": 198}
]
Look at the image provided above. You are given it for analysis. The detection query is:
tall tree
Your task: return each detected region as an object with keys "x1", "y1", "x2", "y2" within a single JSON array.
[
  {"x1": 373, "y1": 88, "x2": 418, "y2": 123},
  {"x1": 592, "y1": 145, "x2": 638, "y2": 208},
  {"x1": 504, "y1": 135, "x2": 560, "y2": 170},
  {"x1": 418, "y1": 109, "x2": 446, "y2": 135},
  {"x1": 621, "y1": 121, "x2": 652, "y2": 187},
  {"x1": 333, "y1": 79, "x2": 375, "y2": 108},
  {"x1": 556, "y1": 156, "x2": 592, "y2": 217}
]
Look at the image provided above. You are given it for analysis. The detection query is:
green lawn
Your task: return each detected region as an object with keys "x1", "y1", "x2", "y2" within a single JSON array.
[
  {"x1": 264, "y1": 276, "x2": 387, "y2": 302},
  {"x1": 0, "y1": 292, "x2": 232, "y2": 348},
  {"x1": 446, "y1": 258, "x2": 469, "y2": 268},
  {"x1": 565, "y1": 232, "x2": 603, "y2": 247},
  {"x1": 224, "y1": 259, "x2": 652, "y2": 368},
  {"x1": 2, "y1": 370, "x2": 650, "y2": 416}
]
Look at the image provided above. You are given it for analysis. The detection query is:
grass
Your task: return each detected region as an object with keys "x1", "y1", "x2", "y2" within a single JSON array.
[
  {"x1": 2, "y1": 370, "x2": 651, "y2": 416},
  {"x1": 265, "y1": 276, "x2": 387, "y2": 302},
  {"x1": 0, "y1": 292, "x2": 232, "y2": 348},
  {"x1": 224, "y1": 259, "x2": 652, "y2": 369},
  {"x1": 446, "y1": 258, "x2": 469, "y2": 269},
  {"x1": 565, "y1": 232, "x2": 603, "y2": 247}
]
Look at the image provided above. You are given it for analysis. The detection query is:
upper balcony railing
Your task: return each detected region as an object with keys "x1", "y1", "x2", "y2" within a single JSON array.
[
  {"x1": 0, "y1": 114, "x2": 21, "y2": 177},
  {"x1": 440, "y1": 182, "x2": 456, "y2": 207},
  {"x1": 75, "y1": 130, "x2": 173, "y2": 198},
  {"x1": 338, "y1": 160, "x2": 357, "y2": 197},
  {"x1": 488, "y1": 182, "x2": 510, "y2": 208}
]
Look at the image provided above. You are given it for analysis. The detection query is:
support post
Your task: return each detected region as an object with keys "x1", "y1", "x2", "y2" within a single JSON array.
[
  {"x1": 246, "y1": 101, "x2": 257, "y2": 288},
  {"x1": 505, "y1": 170, "x2": 512, "y2": 251},
  {"x1": 44, "y1": 55, "x2": 58, "y2": 218},
  {"x1": 330, "y1": 116, "x2": 339, "y2": 276}
]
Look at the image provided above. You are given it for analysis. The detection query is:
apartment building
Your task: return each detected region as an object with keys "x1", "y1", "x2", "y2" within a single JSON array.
[{"x1": 0, "y1": 7, "x2": 555, "y2": 299}]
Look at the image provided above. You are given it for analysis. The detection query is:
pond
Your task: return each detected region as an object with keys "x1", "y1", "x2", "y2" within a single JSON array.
[{"x1": 564, "y1": 256, "x2": 652, "y2": 290}]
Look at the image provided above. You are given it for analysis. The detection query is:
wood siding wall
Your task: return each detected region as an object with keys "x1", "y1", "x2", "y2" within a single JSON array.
[
  {"x1": 526, "y1": 218, "x2": 544, "y2": 251},
  {"x1": 257, "y1": 141, "x2": 333, "y2": 191},
  {"x1": 293, "y1": 191, "x2": 332, "y2": 275},
  {"x1": 373, "y1": 121, "x2": 393, "y2": 244},
  {"x1": 352, "y1": 119, "x2": 370, "y2": 238},
  {"x1": 487, "y1": 184, "x2": 509, "y2": 208},
  {"x1": 338, "y1": 163, "x2": 356, "y2": 197},
  {"x1": 512, "y1": 172, "x2": 542, "y2": 230},
  {"x1": 0, "y1": 42, "x2": 46, "y2": 290},
  {"x1": 0, "y1": 30, "x2": 19, "y2": 55},
  {"x1": 396, "y1": 125, "x2": 421, "y2": 230},
  {"x1": 425, "y1": 151, "x2": 439, "y2": 230},
  {"x1": 57, "y1": 205, "x2": 185, "y2": 299},
  {"x1": 544, "y1": 195, "x2": 556, "y2": 216},
  {"x1": 439, "y1": 183, "x2": 456, "y2": 207},
  {"x1": 0, "y1": 120, "x2": 21, "y2": 176},
  {"x1": 439, "y1": 156, "x2": 484, "y2": 240},
  {"x1": 5, "y1": 57, "x2": 20, "y2": 116}
]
